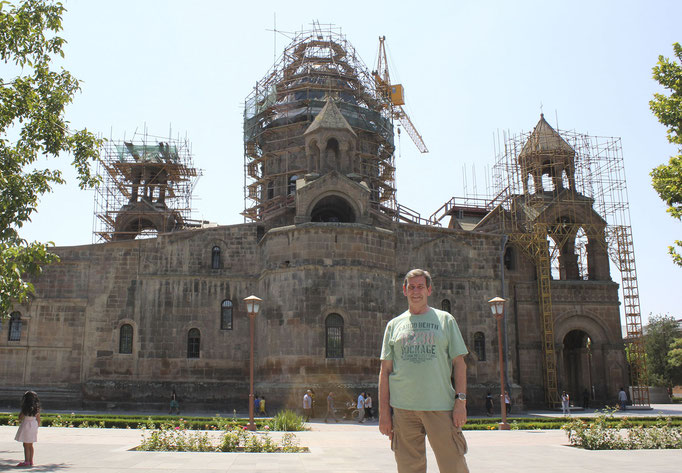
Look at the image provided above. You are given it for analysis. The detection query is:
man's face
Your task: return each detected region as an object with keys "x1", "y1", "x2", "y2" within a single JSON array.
[{"x1": 403, "y1": 275, "x2": 432, "y2": 311}]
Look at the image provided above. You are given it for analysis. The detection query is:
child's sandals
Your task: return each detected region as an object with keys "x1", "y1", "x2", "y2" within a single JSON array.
[{"x1": 16, "y1": 460, "x2": 33, "y2": 467}]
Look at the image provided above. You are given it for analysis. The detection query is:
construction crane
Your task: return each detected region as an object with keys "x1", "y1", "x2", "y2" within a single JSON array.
[{"x1": 372, "y1": 36, "x2": 429, "y2": 153}]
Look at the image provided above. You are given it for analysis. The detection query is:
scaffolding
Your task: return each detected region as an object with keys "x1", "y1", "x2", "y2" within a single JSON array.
[
  {"x1": 488, "y1": 118, "x2": 649, "y2": 407},
  {"x1": 93, "y1": 132, "x2": 201, "y2": 242},
  {"x1": 243, "y1": 24, "x2": 396, "y2": 222}
]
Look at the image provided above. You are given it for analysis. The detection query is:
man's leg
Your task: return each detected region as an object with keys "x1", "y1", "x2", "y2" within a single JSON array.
[
  {"x1": 392, "y1": 408, "x2": 427, "y2": 473},
  {"x1": 422, "y1": 410, "x2": 469, "y2": 473}
]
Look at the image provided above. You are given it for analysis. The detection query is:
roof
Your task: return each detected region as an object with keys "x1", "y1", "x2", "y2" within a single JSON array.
[
  {"x1": 518, "y1": 114, "x2": 575, "y2": 160},
  {"x1": 304, "y1": 98, "x2": 357, "y2": 137}
]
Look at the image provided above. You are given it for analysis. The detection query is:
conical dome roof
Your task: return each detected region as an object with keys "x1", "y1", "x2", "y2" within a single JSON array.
[
  {"x1": 304, "y1": 98, "x2": 357, "y2": 137},
  {"x1": 519, "y1": 114, "x2": 574, "y2": 160}
]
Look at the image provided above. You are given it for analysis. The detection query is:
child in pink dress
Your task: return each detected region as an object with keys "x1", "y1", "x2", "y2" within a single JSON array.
[{"x1": 14, "y1": 391, "x2": 40, "y2": 467}]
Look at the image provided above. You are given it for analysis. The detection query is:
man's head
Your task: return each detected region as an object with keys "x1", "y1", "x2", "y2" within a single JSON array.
[
  {"x1": 403, "y1": 268, "x2": 432, "y2": 288},
  {"x1": 403, "y1": 268, "x2": 433, "y2": 314}
]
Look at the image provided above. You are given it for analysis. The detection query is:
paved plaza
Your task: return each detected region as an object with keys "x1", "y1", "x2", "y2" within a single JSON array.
[{"x1": 0, "y1": 405, "x2": 680, "y2": 472}]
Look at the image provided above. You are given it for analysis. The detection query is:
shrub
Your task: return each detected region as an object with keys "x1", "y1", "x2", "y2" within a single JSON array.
[
  {"x1": 267, "y1": 410, "x2": 306, "y2": 431},
  {"x1": 563, "y1": 409, "x2": 682, "y2": 450}
]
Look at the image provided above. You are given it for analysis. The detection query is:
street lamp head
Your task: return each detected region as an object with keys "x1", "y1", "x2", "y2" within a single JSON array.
[
  {"x1": 243, "y1": 295, "x2": 263, "y2": 315},
  {"x1": 488, "y1": 296, "x2": 506, "y2": 319}
]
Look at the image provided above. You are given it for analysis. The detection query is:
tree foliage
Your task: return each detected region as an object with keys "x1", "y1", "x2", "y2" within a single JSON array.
[
  {"x1": 644, "y1": 314, "x2": 681, "y2": 388},
  {"x1": 650, "y1": 43, "x2": 682, "y2": 266},
  {"x1": 668, "y1": 337, "x2": 682, "y2": 387},
  {"x1": 0, "y1": 0, "x2": 101, "y2": 317}
]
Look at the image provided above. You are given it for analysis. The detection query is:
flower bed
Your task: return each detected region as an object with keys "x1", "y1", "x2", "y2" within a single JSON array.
[
  {"x1": 563, "y1": 409, "x2": 682, "y2": 449},
  {"x1": 137, "y1": 421, "x2": 307, "y2": 453}
]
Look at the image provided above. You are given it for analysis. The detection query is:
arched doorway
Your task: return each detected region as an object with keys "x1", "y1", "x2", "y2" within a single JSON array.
[{"x1": 562, "y1": 329, "x2": 593, "y2": 403}]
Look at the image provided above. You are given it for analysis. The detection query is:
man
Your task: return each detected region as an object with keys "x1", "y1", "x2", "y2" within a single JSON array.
[
  {"x1": 618, "y1": 387, "x2": 627, "y2": 411},
  {"x1": 357, "y1": 392, "x2": 366, "y2": 423},
  {"x1": 303, "y1": 390, "x2": 313, "y2": 421},
  {"x1": 325, "y1": 392, "x2": 340, "y2": 423},
  {"x1": 254, "y1": 395, "x2": 261, "y2": 416},
  {"x1": 379, "y1": 269, "x2": 469, "y2": 473}
]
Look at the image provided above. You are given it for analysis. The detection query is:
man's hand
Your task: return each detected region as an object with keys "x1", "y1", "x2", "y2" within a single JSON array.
[
  {"x1": 453, "y1": 400, "x2": 467, "y2": 427},
  {"x1": 379, "y1": 414, "x2": 393, "y2": 440}
]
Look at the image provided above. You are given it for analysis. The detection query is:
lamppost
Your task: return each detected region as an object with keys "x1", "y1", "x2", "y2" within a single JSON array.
[
  {"x1": 244, "y1": 295, "x2": 262, "y2": 431},
  {"x1": 488, "y1": 296, "x2": 510, "y2": 430}
]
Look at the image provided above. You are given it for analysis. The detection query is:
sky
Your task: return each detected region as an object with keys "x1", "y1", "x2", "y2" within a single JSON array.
[{"x1": 16, "y1": 0, "x2": 682, "y2": 324}]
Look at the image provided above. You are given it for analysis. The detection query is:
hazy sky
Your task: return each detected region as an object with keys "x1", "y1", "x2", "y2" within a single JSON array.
[{"x1": 17, "y1": 0, "x2": 681, "y2": 323}]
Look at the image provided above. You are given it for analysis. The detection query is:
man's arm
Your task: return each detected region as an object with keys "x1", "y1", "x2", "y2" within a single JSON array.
[
  {"x1": 452, "y1": 355, "x2": 467, "y2": 427},
  {"x1": 379, "y1": 359, "x2": 393, "y2": 439}
]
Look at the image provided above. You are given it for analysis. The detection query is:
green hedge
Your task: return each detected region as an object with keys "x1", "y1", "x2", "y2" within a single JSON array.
[
  {"x1": 1, "y1": 412, "x2": 680, "y2": 431},
  {"x1": 0, "y1": 413, "x2": 269, "y2": 430}
]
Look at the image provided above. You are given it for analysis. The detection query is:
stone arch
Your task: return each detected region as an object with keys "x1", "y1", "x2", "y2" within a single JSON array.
[
  {"x1": 307, "y1": 139, "x2": 321, "y2": 171},
  {"x1": 325, "y1": 137, "x2": 340, "y2": 165},
  {"x1": 554, "y1": 312, "x2": 614, "y2": 403},
  {"x1": 561, "y1": 329, "x2": 593, "y2": 404},
  {"x1": 113, "y1": 201, "x2": 183, "y2": 240},
  {"x1": 309, "y1": 192, "x2": 358, "y2": 223}
]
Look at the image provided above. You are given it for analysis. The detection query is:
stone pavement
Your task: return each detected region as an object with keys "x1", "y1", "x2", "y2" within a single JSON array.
[{"x1": 0, "y1": 404, "x2": 680, "y2": 472}]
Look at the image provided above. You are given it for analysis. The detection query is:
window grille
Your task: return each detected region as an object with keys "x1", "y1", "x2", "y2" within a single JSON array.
[
  {"x1": 211, "y1": 246, "x2": 221, "y2": 269},
  {"x1": 221, "y1": 300, "x2": 233, "y2": 330},
  {"x1": 187, "y1": 328, "x2": 201, "y2": 358},
  {"x1": 119, "y1": 324, "x2": 133, "y2": 354},
  {"x1": 325, "y1": 313, "x2": 344, "y2": 358},
  {"x1": 8, "y1": 312, "x2": 21, "y2": 341}
]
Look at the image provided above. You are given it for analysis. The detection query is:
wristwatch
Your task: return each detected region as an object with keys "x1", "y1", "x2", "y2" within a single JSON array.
[{"x1": 456, "y1": 393, "x2": 467, "y2": 401}]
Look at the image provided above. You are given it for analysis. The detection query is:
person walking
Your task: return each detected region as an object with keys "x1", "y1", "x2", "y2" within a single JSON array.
[
  {"x1": 325, "y1": 392, "x2": 340, "y2": 423},
  {"x1": 561, "y1": 391, "x2": 570, "y2": 416},
  {"x1": 504, "y1": 391, "x2": 512, "y2": 414},
  {"x1": 254, "y1": 395, "x2": 261, "y2": 416},
  {"x1": 303, "y1": 390, "x2": 313, "y2": 421},
  {"x1": 357, "y1": 392, "x2": 366, "y2": 423},
  {"x1": 485, "y1": 391, "x2": 494, "y2": 416},
  {"x1": 364, "y1": 393, "x2": 373, "y2": 420},
  {"x1": 15, "y1": 391, "x2": 41, "y2": 467},
  {"x1": 259, "y1": 396, "x2": 267, "y2": 416},
  {"x1": 379, "y1": 268, "x2": 469, "y2": 473},
  {"x1": 618, "y1": 387, "x2": 628, "y2": 410}
]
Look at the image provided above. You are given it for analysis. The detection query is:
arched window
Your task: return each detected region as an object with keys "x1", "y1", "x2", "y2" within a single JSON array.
[
  {"x1": 119, "y1": 324, "x2": 133, "y2": 354},
  {"x1": 211, "y1": 246, "x2": 221, "y2": 269},
  {"x1": 441, "y1": 299, "x2": 451, "y2": 313},
  {"x1": 187, "y1": 328, "x2": 200, "y2": 358},
  {"x1": 474, "y1": 332, "x2": 486, "y2": 361},
  {"x1": 8, "y1": 312, "x2": 21, "y2": 341},
  {"x1": 325, "y1": 313, "x2": 344, "y2": 359},
  {"x1": 221, "y1": 299, "x2": 233, "y2": 330}
]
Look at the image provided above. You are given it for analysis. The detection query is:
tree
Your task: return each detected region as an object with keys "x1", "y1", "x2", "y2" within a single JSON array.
[
  {"x1": 650, "y1": 43, "x2": 682, "y2": 267},
  {"x1": 0, "y1": 0, "x2": 101, "y2": 317},
  {"x1": 644, "y1": 314, "x2": 681, "y2": 389},
  {"x1": 667, "y1": 337, "x2": 682, "y2": 387}
]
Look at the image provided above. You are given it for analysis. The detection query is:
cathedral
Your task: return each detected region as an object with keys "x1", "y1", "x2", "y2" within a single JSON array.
[{"x1": 0, "y1": 28, "x2": 629, "y2": 412}]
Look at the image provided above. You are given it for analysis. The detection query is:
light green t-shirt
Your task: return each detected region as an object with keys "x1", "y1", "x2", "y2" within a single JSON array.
[{"x1": 380, "y1": 307, "x2": 468, "y2": 411}]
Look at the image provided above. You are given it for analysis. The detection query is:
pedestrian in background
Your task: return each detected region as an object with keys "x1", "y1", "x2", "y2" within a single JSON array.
[{"x1": 303, "y1": 390, "x2": 313, "y2": 421}]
